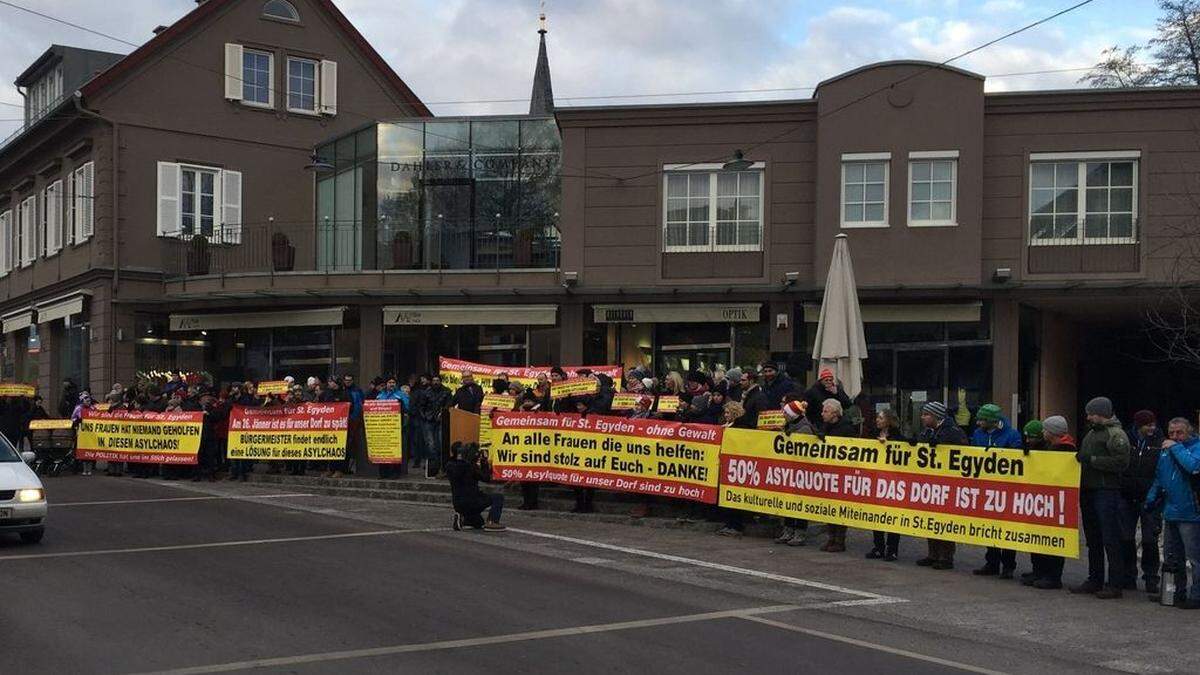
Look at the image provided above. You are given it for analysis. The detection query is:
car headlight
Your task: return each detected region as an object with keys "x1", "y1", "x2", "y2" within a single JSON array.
[{"x1": 16, "y1": 488, "x2": 44, "y2": 503}]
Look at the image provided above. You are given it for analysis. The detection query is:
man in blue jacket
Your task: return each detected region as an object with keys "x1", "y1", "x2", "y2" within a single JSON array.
[
  {"x1": 970, "y1": 403, "x2": 1024, "y2": 578},
  {"x1": 1144, "y1": 417, "x2": 1200, "y2": 609}
]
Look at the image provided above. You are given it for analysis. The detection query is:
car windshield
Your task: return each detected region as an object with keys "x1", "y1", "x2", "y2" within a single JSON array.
[{"x1": 0, "y1": 435, "x2": 20, "y2": 462}]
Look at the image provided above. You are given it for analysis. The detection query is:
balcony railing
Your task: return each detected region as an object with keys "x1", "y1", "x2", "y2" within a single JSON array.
[
  {"x1": 0, "y1": 93, "x2": 69, "y2": 153},
  {"x1": 1026, "y1": 218, "x2": 1141, "y2": 274},
  {"x1": 162, "y1": 221, "x2": 560, "y2": 279}
]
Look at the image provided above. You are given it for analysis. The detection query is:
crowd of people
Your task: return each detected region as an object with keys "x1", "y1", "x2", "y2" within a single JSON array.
[{"x1": 22, "y1": 359, "x2": 1200, "y2": 609}]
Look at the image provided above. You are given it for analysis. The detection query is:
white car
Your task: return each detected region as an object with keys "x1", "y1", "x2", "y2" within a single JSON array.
[{"x1": 0, "y1": 439, "x2": 46, "y2": 544}]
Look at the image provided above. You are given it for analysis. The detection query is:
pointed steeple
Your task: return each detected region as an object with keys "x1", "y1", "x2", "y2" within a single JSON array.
[{"x1": 529, "y1": 9, "x2": 554, "y2": 115}]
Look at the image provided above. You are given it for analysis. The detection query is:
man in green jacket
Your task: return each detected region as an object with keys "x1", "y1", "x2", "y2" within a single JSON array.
[{"x1": 1069, "y1": 396, "x2": 1132, "y2": 599}]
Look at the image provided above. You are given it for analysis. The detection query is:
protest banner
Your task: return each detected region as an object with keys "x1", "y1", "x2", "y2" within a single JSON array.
[
  {"x1": 610, "y1": 392, "x2": 641, "y2": 411},
  {"x1": 718, "y1": 429, "x2": 1080, "y2": 557},
  {"x1": 757, "y1": 410, "x2": 785, "y2": 431},
  {"x1": 28, "y1": 419, "x2": 73, "y2": 430},
  {"x1": 0, "y1": 383, "x2": 35, "y2": 397},
  {"x1": 488, "y1": 411, "x2": 721, "y2": 503},
  {"x1": 656, "y1": 395, "x2": 681, "y2": 413},
  {"x1": 363, "y1": 399, "x2": 402, "y2": 464},
  {"x1": 93, "y1": 403, "x2": 112, "y2": 412},
  {"x1": 438, "y1": 356, "x2": 621, "y2": 390},
  {"x1": 227, "y1": 403, "x2": 348, "y2": 461},
  {"x1": 482, "y1": 394, "x2": 517, "y2": 412},
  {"x1": 76, "y1": 410, "x2": 203, "y2": 464},
  {"x1": 550, "y1": 376, "x2": 599, "y2": 400},
  {"x1": 256, "y1": 380, "x2": 290, "y2": 396}
]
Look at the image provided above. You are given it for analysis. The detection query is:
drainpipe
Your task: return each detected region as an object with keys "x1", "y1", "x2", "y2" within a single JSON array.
[{"x1": 72, "y1": 91, "x2": 119, "y2": 387}]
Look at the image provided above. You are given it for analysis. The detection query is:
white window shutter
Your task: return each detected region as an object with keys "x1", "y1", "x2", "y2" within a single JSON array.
[
  {"x1": 39, "y1": 189, "x2": 47, "y2": 258},
  {"x1": 81, "y1": 162, "x2": 94, "y2": 239},
  {"x1": 0, "y1": 211, "x2": 9, "y2": 275},
  {"x1": 224, "y1": 43, "x2": 243, "y2": 101},
  {"x1": 45, "y1": 182, "x2": 60, "y2": 255},
  {"x1": 221, "y1": 169, "x2": 242, "y2": 244},
  {"x1": 64, "y1": 176, "x2": 74, "y2": 246},
  {"x1": 320, "y1": 60, "x2": 337, "y2": 115},
  {"x1": 20, "y1": 200, "x2": 34, "y2": 266},
  {"x1": 157, "y1": 162, "x2": 180, "y2": 237}
]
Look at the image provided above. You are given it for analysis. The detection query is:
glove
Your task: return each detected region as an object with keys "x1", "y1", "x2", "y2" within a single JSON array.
[
  {"x1": 1022, "y1": 446, "x2": 1030, "y2": 456},
  {"x1": 1075, "y1": 451, "x2": 1090, "y2": 465}
]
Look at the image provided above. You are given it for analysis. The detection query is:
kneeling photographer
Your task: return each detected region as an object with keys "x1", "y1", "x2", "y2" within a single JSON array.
[{"x1": 446, "y1": 442, "x2": 506, "y2": 532}]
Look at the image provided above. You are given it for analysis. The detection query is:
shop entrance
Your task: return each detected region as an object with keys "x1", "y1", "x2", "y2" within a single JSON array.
[{"x1": 658, "y1": 345, "x2": 731, "y2": 376}]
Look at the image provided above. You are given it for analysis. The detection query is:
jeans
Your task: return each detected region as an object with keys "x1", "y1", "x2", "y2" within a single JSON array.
[
  {"x1": 1030, "y1": 553, "x2": 1065, "y2": 582},
  {"x1": 420, "y1": 420, "x2": 443, "y2": 473},
  {"x1": 488, "y1": 493, "x2": 504, "y2": 523},
  {"x1": 1119, "y1": 497, "x2": 1162, "y2": 585},
  {"x1": 1080, "y1": 488, "x2": 1128, "y2": 587},
  {"x1": 1163, "y1": 520, "x2": 1200, "y2": 601},
  {"x1": 873, "y1": 531, "x2": 900, "y2": 554}
]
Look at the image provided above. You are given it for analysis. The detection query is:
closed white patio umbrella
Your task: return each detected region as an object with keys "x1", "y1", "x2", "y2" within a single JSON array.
[{"x1": 811, "y1": 233, "x2": 868, "y2": 398}]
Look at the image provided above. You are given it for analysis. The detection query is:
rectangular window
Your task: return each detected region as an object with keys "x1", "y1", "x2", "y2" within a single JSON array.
[
  {"x1": 1029, "y1": 155, "x2": 1137, "y2": 245},
  {"x1": 72, "y1": 161, "x2": 94, "y2": 243},
  {"x1": 841, "y1": 158, "x2": 889, "y2": 228},
  {"x1": 908, "y1": 159, "x2": 956, "y2": 226},
  {"x1": 663, "y1": 166, "x2": 763, "y2": 252},
  {"x1": 287, "y1": 57, "x2": 317, "y2": 113},
  {"x1": 18, "y1": 197, "x2": 35, "y2": 267},
  {"x1": 242, "y1": 49, "x2": 273, "y2": 106},
  {"x1": 180, "y1": 166, "x2": 217, "y2": 238},
  {"x1": 0, "y1": 210, "x2": 10, "y2": 275}
]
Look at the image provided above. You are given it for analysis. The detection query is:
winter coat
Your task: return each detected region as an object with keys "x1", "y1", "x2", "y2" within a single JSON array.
[
  {"x1": 969, "y1": 416, "x2": 1024, "y2": 449},
  {"x1": 417, "y1": 384, "x2": 452, "y2": 423},
  {"x1": 761, "y1": 374, "x2": 800, "y2": 409},
  {"x1": 451, "y1": 383, "x2": 485, "y2": 414},
  {"x1": 820, "y1": 416, "x2": 859, "y2": 439},
  {"x1": 1145, "y1": 436, "x2": 1200, "y2": 522},
  {"x1": 492, "y1": 379, "x2": 511, "y2": 395},
  {"x1": 736, "y1": 385, "x2": 768, "y2": 429},
  {"x1": 1079, "y1": 418, "x2": 1131, "y2": 490},
  {"x1": 802, "y1": 381, "x2": 853, "y2": 428},
  {"x1": 783, "y1": 416, "x2": 815, "y2": 436},
  {"x1": 919, "y1": 419, "x2": 968, "y2": 446},
  {"x1": 445, "y1": 458, "x2": 494, "y2": 516},
  {"x1": 344, "y1": 385, "x2": 365, "y2": 420},
  {"x1": 1124, "y1": 426, "x2": 1166, "y2": 500}
]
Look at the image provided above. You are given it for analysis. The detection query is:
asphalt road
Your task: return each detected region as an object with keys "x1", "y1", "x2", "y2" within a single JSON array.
[{"x1": 0, "y1": 477, "x2": 1123, "y2": 674}]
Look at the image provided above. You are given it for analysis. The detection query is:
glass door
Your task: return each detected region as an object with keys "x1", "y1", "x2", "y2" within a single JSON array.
[{"x1": 895, "y1": 348, "x2": 946, "y2": 439}]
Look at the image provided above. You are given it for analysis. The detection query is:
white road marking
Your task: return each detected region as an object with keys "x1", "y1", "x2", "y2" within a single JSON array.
[
  {"x1": 0, "y1": 528, "x2": 438, "y2": 562},
  {"x1": 136, "y1": 604, "x2": 803, "y2": 675},
  {"x1": 570, "y1": 556, "x2": 614, "y2": 565},
  {"x1": 508, "y1": 527, "x2": 903, "y2": 602},
  {"x1": 741, "y1": 614, "x2": 1008, "y2": 675},
  {"x1": 53, "y1": 494, "x2": 318, "y2": 507}
]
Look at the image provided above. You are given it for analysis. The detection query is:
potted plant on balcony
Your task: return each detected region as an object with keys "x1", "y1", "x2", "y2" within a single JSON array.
[
  {"x1": 272, "y1": 232, "x2": 295, "y2": 272},
  {"x1": 186, "y1": 234, "x2": 210, "y2": 276}
]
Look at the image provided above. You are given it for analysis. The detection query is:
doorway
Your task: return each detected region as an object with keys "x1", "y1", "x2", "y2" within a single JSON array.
[{"x1": 895, "y1": 348, "x2": 946, "y2": 438}]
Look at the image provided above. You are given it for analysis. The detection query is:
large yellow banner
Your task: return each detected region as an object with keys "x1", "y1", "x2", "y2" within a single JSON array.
[
  {"x1": 489, "y1": 411, "x2": 722, "y2": 503},
  {"x1": 76, "y1": 410, "x2": 203, "y2": 464},
  {"x1": 227, "y1": 403, "x2": 348, "y2": 461},
  {"x1": 719, "y1": 428, "x2": 1080, "y2": 557},
  {"x1": 438, "y1": 356, "x2": 621, "y2": 391},
  {"x1": 363, "y1": 399, "x2": 402, "y2": 464}
]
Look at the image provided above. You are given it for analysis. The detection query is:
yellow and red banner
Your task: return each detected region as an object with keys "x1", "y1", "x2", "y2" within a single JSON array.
[
  {"x1": 0, "y1": 383, "x2": 35, "y2": 397},
  {"x1": 610, "y1": 392, "x2": 641, "y2": 411},
  {"x1": 481, "y1": 394, "x2": 517, "y2": 412},
  {"x1": 488, "y1": 411, "x2": 722, "y2": 503},
  {"x1": 256, "y1": 380, "x2": 290, "y2": 396},
  {"x1": 76, "y1": 410, "x2": 203, "y2": 465},
  {"x1": 227, "y1": 403, "x2": 348, "y2": 461},
  {"x1": 656, "y1": 395, "x2": 681, "y2": 413},
  {"x1": 756, "y1": 410, "x2": 786, "y2": 431},
  {"x1": 438, "y1": 356, "x2": 621, "y2": 391},
  {"x1": 550, "y1": 376, "x2": 599, "y2": 400},
  {"x1": 718, "y1": 429, "x2": 1080, "y2": 557},
  {"x1": 363, "y1": 399, "x2": 402, "y2": 464},
  {"x1": 28, "y1": 419, "x2": 73, "y2": 430}
]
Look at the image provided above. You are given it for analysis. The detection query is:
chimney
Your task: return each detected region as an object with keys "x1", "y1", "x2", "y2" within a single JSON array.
[{"x1": 152, "y1": 25, "x2": 168, "y2": 35}]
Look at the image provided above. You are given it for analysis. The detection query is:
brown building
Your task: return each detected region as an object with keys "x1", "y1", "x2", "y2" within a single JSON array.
[
  {"x1": 2, "y1": 5, "x2": 1196, "y2": 435},
  {"x1": 0, "y1": 0, "x2": 427, "y2": 409}
]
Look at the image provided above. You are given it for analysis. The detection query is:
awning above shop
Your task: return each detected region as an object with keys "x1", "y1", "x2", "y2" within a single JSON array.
[
  {"x1": 36, "y1": 290, "x2": 92, "y2": 324},
  {"x1": 592, "y1": 303, "x2": 761, "y2": 324},
  {"x1": 802, "y1": 302, "x2": 981, "y2": 323},
  {"x1": 169, "y1": 306, "x2": 346, "y2": 331},
  {"x1": 1, "y1": 308, "x2": 33, "y2": 334},
  {"x1": 383, "y1": 305, "x2": 557, "y2": 326}
]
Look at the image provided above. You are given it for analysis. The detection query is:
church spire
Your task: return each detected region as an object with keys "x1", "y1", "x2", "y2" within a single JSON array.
[{"x1": 529, "y1": 6, "x2": 554, "y2": 115}]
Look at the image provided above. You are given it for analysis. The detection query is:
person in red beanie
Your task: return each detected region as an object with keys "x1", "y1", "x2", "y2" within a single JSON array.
[
  {"x1": 802, "y1": 366, "x2": 852, "y2": 428},
  {"x1": 1121, "y1": 409, "x2": 1165, "y2": 595}
]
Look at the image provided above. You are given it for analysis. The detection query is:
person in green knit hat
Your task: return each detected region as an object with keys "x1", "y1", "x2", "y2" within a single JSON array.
[{"x1": 1023, "y1": 419, "x2": 1046, "y2": 451}]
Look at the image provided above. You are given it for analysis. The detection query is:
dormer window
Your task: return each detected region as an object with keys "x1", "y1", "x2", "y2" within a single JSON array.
[
  {"x1": 262, "y1": 0, "x2": 300, "y2": 22},
  {"x1": 27, "y1": 65, "x2": 63, "y2": 123}
]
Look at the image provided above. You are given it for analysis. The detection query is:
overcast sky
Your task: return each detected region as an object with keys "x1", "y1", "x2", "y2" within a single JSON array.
[{"x1": 0, "y1": 0, "x2": 1161, "y2": 137}]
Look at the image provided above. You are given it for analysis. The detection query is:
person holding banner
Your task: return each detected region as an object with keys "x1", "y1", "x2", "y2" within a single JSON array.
[
  {"x1": 1020, "y1": 415, "x2": 1077, "y2": 590},
  {"x1": 971, "y1": 403, "x2": 1023, "y2": 579},
  {"x1": 491, "y1": 372, "x2": 511, "y2": 395},
  {"x1": 818, "y1": 399, "x2": 859, "y2": 553},
  {"x1": 375, "y1": 377, "x2": 408, "y2": 478},
  {"x1": 734, "y1": 370, "x2": 767, "y2": 429},
  {"x1": 775, "y1": 399, "x2": 814, "y2": 547},
  {"x1": 803, "y1": 368, "x2": 853, "y2": 428},
  {"x1": 915, "y1": 401, "x2": 968, "y2": 570},
  {"x1": 866, "y1": 408, "x2": 907, "y2": 561},
  {"x1": 71, "y1": 391, "x2": 96, "y2": 476},
  {"x1": 1145, "y1": 417, "x2": 1200, "y2": 608},
  {"x1": 1071, "y1": 396, "x2": 1132, "y2": 599}
]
